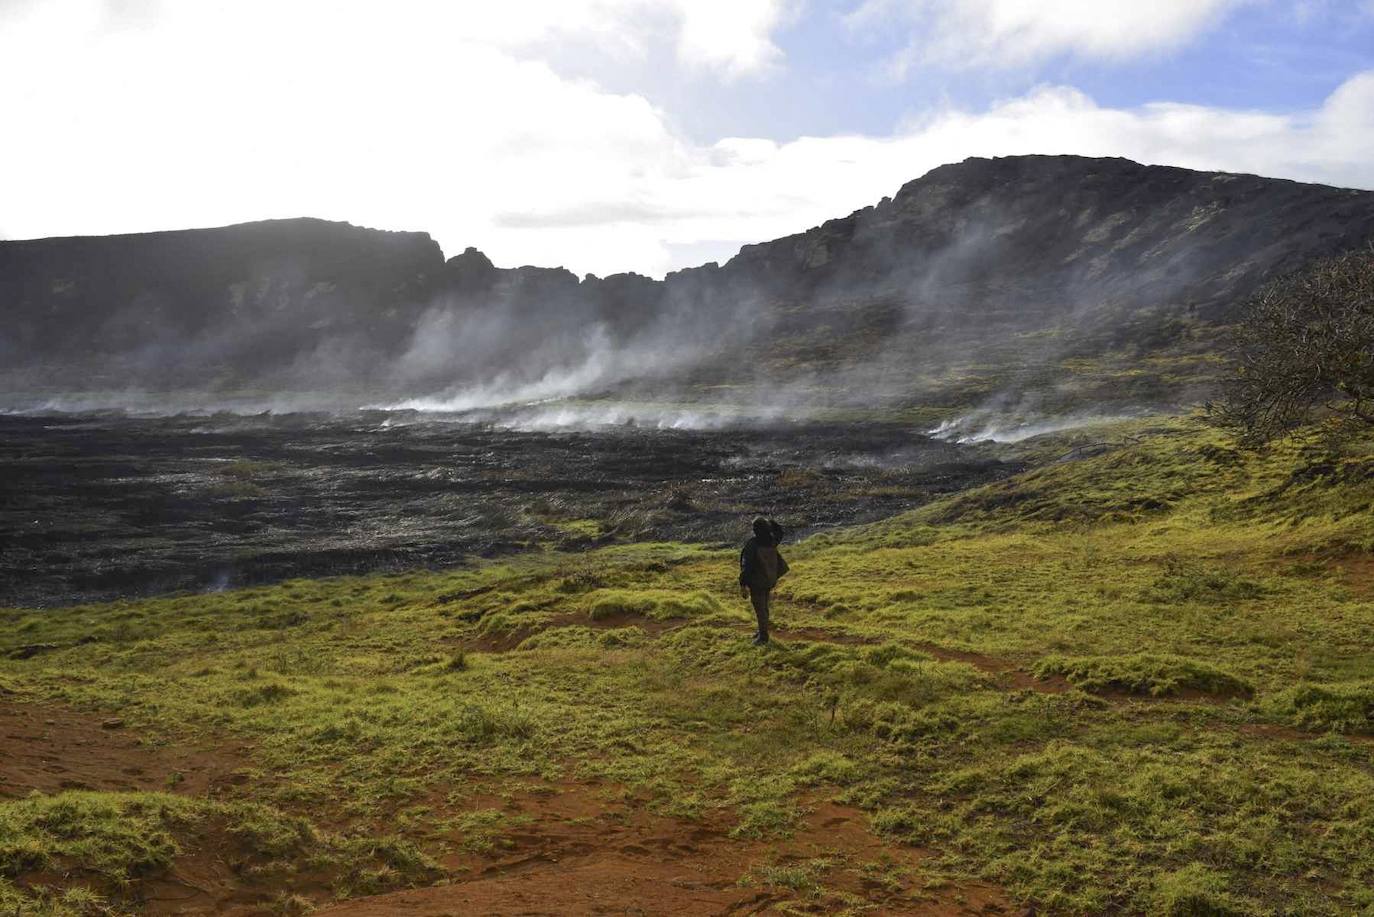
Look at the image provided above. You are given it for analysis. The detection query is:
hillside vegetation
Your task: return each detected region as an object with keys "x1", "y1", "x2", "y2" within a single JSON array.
[{"x1": 5, "y1": 418, "x2": 1374, "y2": 914}]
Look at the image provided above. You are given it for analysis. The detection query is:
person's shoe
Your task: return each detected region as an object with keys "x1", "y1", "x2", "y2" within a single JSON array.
[{"x1": 751, "y1": 633, "x2": 769, "y2": 646}]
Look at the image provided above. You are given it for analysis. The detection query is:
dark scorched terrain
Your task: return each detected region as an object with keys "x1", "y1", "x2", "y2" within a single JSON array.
[{"x1": 0, "y1": 413, "x2": 1011, "y2": 607}]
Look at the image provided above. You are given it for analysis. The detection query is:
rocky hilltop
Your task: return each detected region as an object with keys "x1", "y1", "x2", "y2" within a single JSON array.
[
  {"x1": 723, "y1": 155, "x2": 1374, "y2": 314},
  {"x1": 3, "y1": 156, "x2": 1372, "y2": 408}
]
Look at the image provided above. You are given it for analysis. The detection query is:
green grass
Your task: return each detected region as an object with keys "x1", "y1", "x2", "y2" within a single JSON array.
[
  {"x1": 450, "y1": 808, "x2": 532, "y2": 853},
  {"x1": 1032, "y1": 652, "x2": 1253, "y2": 697},
  {"x1": 583, "y1": 587, "x2": 722, "y2": 621},
  {"x1": 0, "y1": 790, "x2": 438, "y2": 915},
  {"x1": 2, "y1": 417, "x2": 1374, "y2": 913}
]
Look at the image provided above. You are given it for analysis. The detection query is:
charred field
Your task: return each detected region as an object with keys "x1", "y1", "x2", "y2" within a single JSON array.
[{"x1": 0, "y1": 410, "x2": 1014, "y2": 607}]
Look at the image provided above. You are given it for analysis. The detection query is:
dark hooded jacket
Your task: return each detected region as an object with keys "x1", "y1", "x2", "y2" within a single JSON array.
[{"x1": 740, "y1": 520, "x2": 788, "y2": 590}]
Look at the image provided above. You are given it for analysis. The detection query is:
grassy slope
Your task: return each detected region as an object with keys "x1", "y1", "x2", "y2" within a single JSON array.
[{"x1": 4, "y1": 418, "x2": 1374, "y2": 914}]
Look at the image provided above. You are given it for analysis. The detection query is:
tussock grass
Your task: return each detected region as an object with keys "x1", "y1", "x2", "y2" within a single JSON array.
[
  {"x1": 584, "y1": 588, "x2": 722, "y2": 621},
  {"x1": 1033, "y1": 653, "x2": 1253, "y2": 698},
  {"x1": 0, "y1": 790, "x2": 437, "y2": 914},
  {"x1": 1151, "y1": 864, "x2": 1245, "y2": 917},
  {"x1": 1263, "y1": 680, "x2": 1374, "y2": 733}
]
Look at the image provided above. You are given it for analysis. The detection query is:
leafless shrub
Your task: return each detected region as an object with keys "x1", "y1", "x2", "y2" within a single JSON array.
[{"x1": 1211, "y1": 245, "x2": 1374, "y2": 445}]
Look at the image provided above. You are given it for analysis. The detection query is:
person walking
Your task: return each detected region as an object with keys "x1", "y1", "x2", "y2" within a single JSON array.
[{"x1": 739, "y1": 516, "x2": 788, "y2": 645}]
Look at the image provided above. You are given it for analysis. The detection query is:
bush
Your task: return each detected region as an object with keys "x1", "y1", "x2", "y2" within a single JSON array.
[{"x1": 1212, "y1": 246, "x2": 1374, "y2": 444}]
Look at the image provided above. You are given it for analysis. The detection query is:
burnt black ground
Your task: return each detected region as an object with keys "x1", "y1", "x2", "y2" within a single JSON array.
[{"x1": 0, "y1": 412, "x2": 1014, "y2": 607}]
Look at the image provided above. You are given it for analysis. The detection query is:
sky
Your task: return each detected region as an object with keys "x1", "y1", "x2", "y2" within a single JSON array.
[{"x1": 1, "y1": 0, "x2": 1372, "y2": 277}]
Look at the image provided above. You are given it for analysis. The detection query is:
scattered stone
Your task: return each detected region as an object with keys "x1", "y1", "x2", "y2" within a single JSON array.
[{"x1": 100, "y1": 718, "x2": 125, "y2": 730}]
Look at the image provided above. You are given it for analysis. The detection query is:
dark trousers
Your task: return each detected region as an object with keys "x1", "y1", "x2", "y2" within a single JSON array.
[{"x1": 749, "y1": 586, "x2": 770, "y2": 639}]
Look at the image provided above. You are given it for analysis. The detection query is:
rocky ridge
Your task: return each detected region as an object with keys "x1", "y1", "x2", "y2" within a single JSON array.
[{"x1": 3, "y1": 155, "x2": 1372, "y2": 404}]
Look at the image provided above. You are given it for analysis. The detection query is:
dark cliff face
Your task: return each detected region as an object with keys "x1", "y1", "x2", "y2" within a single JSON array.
[
  {"x1": 709, "y1": 155, "x2": 1374, "y2": 319},
  {"x1": 0, "y1": 218, "x2": 443, "y2": 387},
  {"x1": 2, "y1": 156, "x2": 1373, "y2": 406}
]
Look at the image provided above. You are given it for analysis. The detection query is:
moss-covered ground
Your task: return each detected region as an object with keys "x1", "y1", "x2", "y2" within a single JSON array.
[{"x1": 5, "y1": 417, "x2": 1374, "y2": 913}]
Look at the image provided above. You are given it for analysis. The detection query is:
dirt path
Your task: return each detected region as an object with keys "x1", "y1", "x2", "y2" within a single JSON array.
[{"x1": 318, "y1": 782, "x2": 1013, "y2": 917}]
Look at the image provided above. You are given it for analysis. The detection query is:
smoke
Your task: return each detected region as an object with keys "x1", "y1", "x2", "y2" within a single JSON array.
[
  {"x1": 382, "y1": 323, "x2": 683, "y2": 413},
  {"x1": 429, "y1": 400, "x2": 792, "y2": 431},
  {"x1": 927, "y1": 410, "x2": 1141, "y2": 444},
  {"x1": 371, "y1": 251, "x2": 783, "y2": 418}
]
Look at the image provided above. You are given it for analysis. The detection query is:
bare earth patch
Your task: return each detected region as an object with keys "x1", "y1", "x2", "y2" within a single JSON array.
[
  {"x1": 1, "y1": 699, "x2": 1015, "y2": 915},
  {"x1": 0, "y1": 699, "x2": 248, "y2": 800},
  {"x1": 319, "y1": 781, "x2": 1013, "y2": 916},
  {"x1": 0, "y1": 699, "x2": 294, "y2": 915}
]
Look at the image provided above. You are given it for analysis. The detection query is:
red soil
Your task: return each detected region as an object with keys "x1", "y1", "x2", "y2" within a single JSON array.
[
  {"x1": 0, "y1": 698, "x2": 249, "y2": 800},
  {"x1": 1, "y1": 698, "x2": 1019, "y2": 916},
  {"x1": 318, "y1": 781, "x2": 1014, "y2": 917},
  {"x1": 1338, "y1": 553, "x2": 1374, "y2": 598},
  {"x1": 0, "y1": 698, "x2": 279, "y2": 914}
]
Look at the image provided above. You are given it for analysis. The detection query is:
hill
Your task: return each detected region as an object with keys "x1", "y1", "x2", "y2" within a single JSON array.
[{"x1": 4, "y1": 156, "x2": 1373, "y2": 415}]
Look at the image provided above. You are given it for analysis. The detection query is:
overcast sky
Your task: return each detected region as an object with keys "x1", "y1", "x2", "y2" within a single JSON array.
[{"x1": 2, "y1": 0, "x2": 1372, "y2": 277}]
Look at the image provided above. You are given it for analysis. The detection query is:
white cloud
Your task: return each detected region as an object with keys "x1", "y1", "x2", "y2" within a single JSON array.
[
  {"x1": 0, "y1": 1, "x2": 1370, "y2": 280},
  {"x1": 657, "y1": 0, "x2": 792, "y2": 77},
  {"x1": 849, "y1": 0, "x2": 1249, "y2": 73},
  {"x1": 0, "y1": 0, "x2": 785, "y2": 271},
  {"x1": 484, "y1": 73, "x2": 1374, "y2": 276}
]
